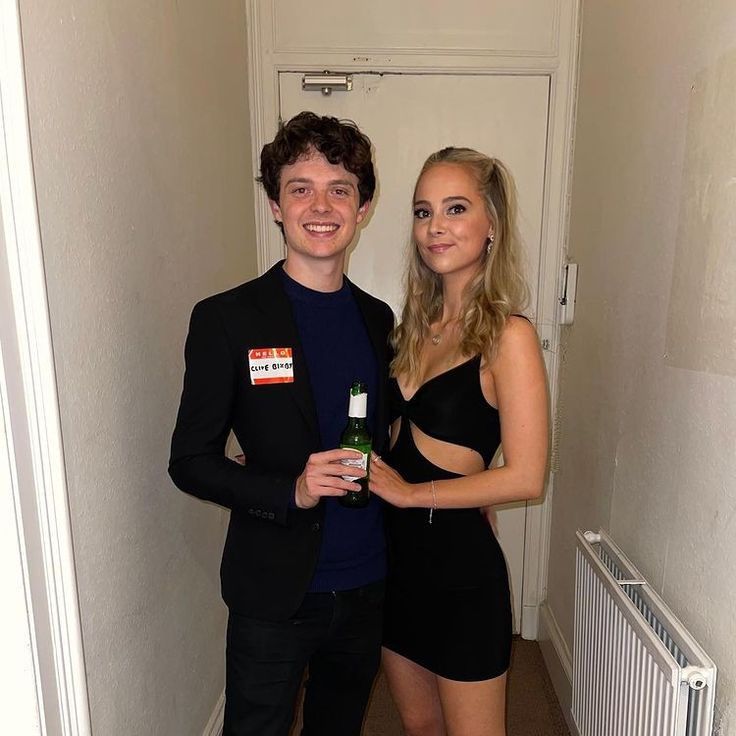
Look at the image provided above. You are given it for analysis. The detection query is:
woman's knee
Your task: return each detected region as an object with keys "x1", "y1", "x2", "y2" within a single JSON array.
[{"x1": 401, "y1": 710, "x2": 445, "y2": 736}]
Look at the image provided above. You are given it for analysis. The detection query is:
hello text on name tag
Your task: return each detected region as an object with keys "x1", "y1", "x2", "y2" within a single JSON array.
[{"x1": 248, "y1": 348, "x2": 294, "y2": 385}]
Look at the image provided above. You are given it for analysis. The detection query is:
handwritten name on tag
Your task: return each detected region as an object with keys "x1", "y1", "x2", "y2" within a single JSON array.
[{"x1": 248, "y1": 348, "x2": 294, "y2": 385}]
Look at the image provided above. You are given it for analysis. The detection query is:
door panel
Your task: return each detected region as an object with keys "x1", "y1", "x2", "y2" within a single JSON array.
[
  {"x1": 280, "y1": 72, "x2": 549, "y2": 632},
  {"x1": 272, "y1": 0, "x2": 559, "y2": 55}
]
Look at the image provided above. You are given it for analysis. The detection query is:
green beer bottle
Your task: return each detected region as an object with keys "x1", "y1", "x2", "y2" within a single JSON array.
[{"x1": 338, "y1": 380, "x2": 371, "y2": 508}]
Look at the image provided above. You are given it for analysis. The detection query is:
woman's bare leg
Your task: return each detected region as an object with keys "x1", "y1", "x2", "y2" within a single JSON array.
[
  {"x1": 381, "y1": 647, "x2": 446, "y2": 736},
  {"x1": 437, "y1": 671, "x2": 507, "y2": 736}
]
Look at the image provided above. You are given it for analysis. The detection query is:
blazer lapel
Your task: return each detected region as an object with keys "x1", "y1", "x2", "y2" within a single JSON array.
[{"x1": 250, "y1": 262, "x2": 320, "y2": 441}]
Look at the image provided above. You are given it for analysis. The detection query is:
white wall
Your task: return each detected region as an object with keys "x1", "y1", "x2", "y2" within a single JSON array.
[
  {"x1": 546, "y1": 0, "x2": 736, "y2": 731},
  {"x1": 19, "y1": 1, "x2": 257, "y2": 733},
  {"x1": 0, "y1": 217, "x2": 42, "y2": 736}
]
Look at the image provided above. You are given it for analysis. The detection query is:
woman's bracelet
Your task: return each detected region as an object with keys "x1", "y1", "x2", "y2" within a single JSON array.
[{"x1": 428, "y1": 479, "x2": 437, "y2": 525}]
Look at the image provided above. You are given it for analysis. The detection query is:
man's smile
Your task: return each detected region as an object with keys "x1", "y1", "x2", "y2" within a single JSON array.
[{"x1": 304, "y1": 222, "x2": 340, "y2": 234}]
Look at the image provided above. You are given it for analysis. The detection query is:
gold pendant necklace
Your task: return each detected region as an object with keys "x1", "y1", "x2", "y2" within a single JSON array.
[{"x1": 430, "y1": 317, "x2": 457, "y2": 346}]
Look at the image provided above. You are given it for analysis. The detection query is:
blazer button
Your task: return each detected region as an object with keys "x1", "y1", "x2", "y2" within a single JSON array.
[{"x1": 311, "y1": 522, "x2": 320, "y2": 532}]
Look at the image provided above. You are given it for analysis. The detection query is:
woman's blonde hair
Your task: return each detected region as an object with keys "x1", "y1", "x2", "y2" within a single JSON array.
[{"x1": 391, "y1": 147, "x2": 529, "y2": 380}]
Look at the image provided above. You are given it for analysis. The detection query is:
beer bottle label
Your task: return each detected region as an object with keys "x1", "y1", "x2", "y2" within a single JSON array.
[{"x1": 340, "y1": 448, "x2": 370, "y2": 482}]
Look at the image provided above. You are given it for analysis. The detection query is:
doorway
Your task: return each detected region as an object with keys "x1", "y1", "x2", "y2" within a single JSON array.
[{"x1": 280, "y1": 71, "x2": 550, "y2": 632}]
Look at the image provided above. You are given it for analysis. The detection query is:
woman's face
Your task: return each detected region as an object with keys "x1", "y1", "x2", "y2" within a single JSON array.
[{"x1": 412, "y1": 162, "x2": 494, "y2": 283}]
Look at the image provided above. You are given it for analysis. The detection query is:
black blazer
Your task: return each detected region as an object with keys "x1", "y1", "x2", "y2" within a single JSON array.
[{"x1": 169, "y1": 261, "x2": 394, "y2": 620}]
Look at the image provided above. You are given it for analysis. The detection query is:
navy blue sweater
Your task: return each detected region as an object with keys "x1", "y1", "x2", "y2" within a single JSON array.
[{"x1": 282, "y1": 270, "x2": 386, "y2": 592}]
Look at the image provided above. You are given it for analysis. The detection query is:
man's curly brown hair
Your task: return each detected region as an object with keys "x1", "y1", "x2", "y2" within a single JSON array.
[{"x1": 258, "y1": 111, "x2": 375, "y2": 207}]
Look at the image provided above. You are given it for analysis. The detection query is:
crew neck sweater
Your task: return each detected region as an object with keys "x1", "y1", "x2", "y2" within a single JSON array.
[{"x1": 281, "y1": 269, "x2": 386, "y2": 592}]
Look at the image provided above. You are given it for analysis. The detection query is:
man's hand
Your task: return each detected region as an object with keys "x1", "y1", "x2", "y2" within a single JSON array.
[{"x1": 294, "y1": 449, "x2": 365, "y2": 510}]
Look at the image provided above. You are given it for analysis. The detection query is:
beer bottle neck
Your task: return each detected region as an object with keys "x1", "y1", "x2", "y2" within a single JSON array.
[{"x1": 347, "y1": 392, "x2": 367, "y2": 419}]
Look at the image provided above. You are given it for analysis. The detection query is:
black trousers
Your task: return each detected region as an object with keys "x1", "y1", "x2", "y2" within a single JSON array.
[{"x1": 223, "y1": 580, "x2": 384, "y2": 736}]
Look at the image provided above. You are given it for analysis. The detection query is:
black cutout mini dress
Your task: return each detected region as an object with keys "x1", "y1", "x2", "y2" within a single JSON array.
[{"x1": 382, "y1": 355, "x2": 512, "y2": 682}]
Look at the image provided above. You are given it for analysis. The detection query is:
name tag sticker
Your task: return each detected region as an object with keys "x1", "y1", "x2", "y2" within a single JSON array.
[{"x1": 248, "y1": 347, "x2": 294, "y2": 385}]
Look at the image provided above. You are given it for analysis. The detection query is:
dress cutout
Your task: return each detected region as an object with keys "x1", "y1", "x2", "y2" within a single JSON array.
[{"x1": 383, "y1": 357, "x2": 512, "y2": 681}]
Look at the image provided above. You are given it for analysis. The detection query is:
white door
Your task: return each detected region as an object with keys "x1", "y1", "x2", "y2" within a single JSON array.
[{"x1": 281, "y1": 72, "x2": 549, "y2": 632}]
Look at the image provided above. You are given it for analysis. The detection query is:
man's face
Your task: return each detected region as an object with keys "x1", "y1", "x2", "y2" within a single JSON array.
[{"x1": 269, "y1": 150, "x2": 370, "y2": 268}]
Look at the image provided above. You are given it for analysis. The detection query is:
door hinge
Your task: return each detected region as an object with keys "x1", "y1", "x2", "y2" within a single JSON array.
[{"x1": 559, "y1": 262, "x2": 578, "y2": 325}]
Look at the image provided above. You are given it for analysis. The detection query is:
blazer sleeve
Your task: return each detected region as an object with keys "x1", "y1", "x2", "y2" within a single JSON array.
[{"x1": 168, "y1": 299, "x2": 294, "y2": 524}]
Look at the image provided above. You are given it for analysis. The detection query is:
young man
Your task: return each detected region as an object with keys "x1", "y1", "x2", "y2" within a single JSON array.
[{"x1": 169, "y1": 112, "x2": 393, "y2": 736}]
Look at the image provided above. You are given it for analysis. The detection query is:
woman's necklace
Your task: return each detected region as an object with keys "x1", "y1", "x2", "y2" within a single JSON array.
[{"x1": 430, "y1": 317, "x2": 457, "y2": 346}]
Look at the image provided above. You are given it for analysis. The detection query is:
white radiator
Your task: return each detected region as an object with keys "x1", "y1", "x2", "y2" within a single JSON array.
[{"x1": 573, "y1": 530, "x2": 716, "y2": 736}]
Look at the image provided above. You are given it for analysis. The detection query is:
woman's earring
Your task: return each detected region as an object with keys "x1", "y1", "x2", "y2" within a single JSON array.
[{"x1": 486, "y1": 233, "x2": 495, "y2": 254}]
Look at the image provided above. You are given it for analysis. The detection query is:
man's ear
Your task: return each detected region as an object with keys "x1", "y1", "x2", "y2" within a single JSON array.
[
  {"x1": 356, "y1": 199, "x2": 371, "y2": 224},
  {"x1": 268, "y1": 199, "x2": 282, "y2": 223}
]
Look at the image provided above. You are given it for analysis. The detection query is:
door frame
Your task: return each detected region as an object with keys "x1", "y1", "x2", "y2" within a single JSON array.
[
  {"x1": 244, "y1": 0, "x2": 582, "y2": 639},
  {"x1": 0, "y1": 2, "x2": 92, "y2": 732}
]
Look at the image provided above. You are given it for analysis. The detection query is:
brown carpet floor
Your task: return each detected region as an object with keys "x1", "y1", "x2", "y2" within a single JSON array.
[{"x1": 292, "y1": 637, "x2": 570, "y2": 735}]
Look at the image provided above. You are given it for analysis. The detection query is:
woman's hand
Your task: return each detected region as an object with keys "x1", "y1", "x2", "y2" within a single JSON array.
[{"x1": 369, "y1": 453, "x2": 416, "y2": 508}]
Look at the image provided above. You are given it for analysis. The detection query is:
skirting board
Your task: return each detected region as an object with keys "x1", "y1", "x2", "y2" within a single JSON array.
[
  {"x1": 203, "y1": 691, "x2": 225, "y2": 736},
  {"x1": 538, "y1": 600, "x2": 578, "y2": 736}
]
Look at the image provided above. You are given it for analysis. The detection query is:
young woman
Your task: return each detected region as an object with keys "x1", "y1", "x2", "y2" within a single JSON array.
[{"x1": 369, "y1": 148, "x2": 549, "y2": 736}]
